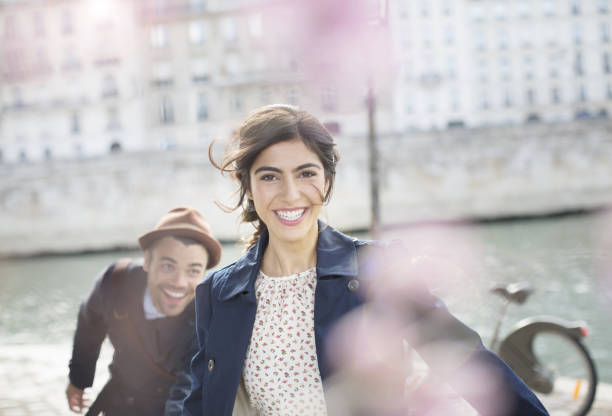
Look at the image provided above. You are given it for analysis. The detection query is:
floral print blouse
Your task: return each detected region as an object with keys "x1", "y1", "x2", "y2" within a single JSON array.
[{"x1": 242, "y1": 267, "x2": 327, "y2": 415}]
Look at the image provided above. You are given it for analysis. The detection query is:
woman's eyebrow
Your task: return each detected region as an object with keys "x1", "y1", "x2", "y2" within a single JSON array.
[
  {"x1": 293, "y1": 163, "x2": 322, "y2": 172},
  {"x1": 253, "y1": 163, "x2": 321, "y2": 175},
  {"x1": 254, "y1": 166, "x2": 282, "y2": 174}
]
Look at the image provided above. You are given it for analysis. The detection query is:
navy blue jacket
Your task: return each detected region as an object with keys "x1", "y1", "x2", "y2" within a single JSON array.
[{"x1": 183, "y1": 224, "x2": 548, "y2": 415}]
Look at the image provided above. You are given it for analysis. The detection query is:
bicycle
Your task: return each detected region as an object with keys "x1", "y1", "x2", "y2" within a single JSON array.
[{"x1": 489, "y1": 282, "x2": 598, "y2": 416}]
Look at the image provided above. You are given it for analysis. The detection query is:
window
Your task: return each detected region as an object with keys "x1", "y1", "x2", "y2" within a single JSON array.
[
  {"x1": 478, "y1": 59, "x2": 488, "y2": 82},
  {"x1": 444, "y1": 25, "x2": 454, "y2": 45},
  {"x1": 574, "y1": 24, "x2": 582, "y2": 44},
  {"x1": 286, "y1": 86, "x2": 298, "y2": 105},
  {"x1": 192, "y1": 58, "x2": 209, "y2": 82},
  {"x1": 475, "y1": 30, "x2": 486, "y2": 50},
  {"x1": 36, "y1": 47, "x2": 50, "y2": 72},
  {"x1": 253, "y1": 52, "x2": 266, "y2": 72},
  {"x1": 221, "y1": 17, "x2": 238, "y2": 44},
  {"x1": 470, "y1": 5, "x2": 484, "y2": 22},
  {"x1": 601, "y1": 21, "x2": 611, "y2": 42},
  {"x1": 420, "y1": 1, "x2": 430, "y2": 17},
  {"x1": 160, "y1": 96, "x2": 174, "y2": 124},
  {"x1": 604, "y1": 53, "x2": 611, "y2": 73},
  {"x1": 442, "y1": 0, "x2": 453, "y2": 16},
  {"x1": 153, "y1": 62, "x2": 173, "y2": 87},
  {"x1": 404, "y1": 93, "x2": 413, "y2": 114},
  {"x1": 71, "y1": 112, "x2": 80, "y2": 135},
  {"x1": 102, "y1": 74, "x2": 118, "y2": 98},
  {"x1": 599, "y1": 0, "x2": 610, "y2": 13},
  {"x1": 500, "y1": 58, "x2": 511, "y2": 81},
  {"x1": 498, "y1": 28, "x2": 508, "y2": 49},
  {"x1": 107, "y1": 107, "x2": 120, "y2": 130},
  {"x1": 520, "y1": 26, "x2": 533, "y2": 48},
  {"x1": 189, "y1": 0, "x2": 206, "y2": 11},
  {"x1": 571, "y1": 0, "x2": 581, "y2": 15},
  {"x1": 524, "y1": 56, "x2": 534, "y2": 80},
  {"x1": 427, "y1": 91, "x2": 437, "y2": 112},
  {"x1": 225, "y1": 54, "x2": 241, "y2": 75},
  {"x1": 321, "y1": 86, "x2": 337, "y2": 112},
  {"x1": 63, "y1": 47, "x2": 79, "y2": 69},
  {"x1": 259, "y1": 86, "x2": 271, "y2": 105},
  {"x1": 229, "y1": 91, "x2": 242, "y2": 113},
  {"x1": 62, "y1": 9, "x2": 73, "y2": 34},
  {"x1": 450, "y1": 89, "x2": 460, "y2": 111},
  {"x1": 12, "y1": 88, "x2": 23, "y2": 108},
  {"x1": 423, "y1": 29, "x2": 432, "y2": 47},
  {"x1": 480, "y1": 93, "x2": 489, "y2": 110},
  {"x1": 494, "y1": 4, "x2": 506, "y2": 20},
  {"x1": 446, "y1": 55, "x2": 457, "y2": 78},
  {"x1": 188, "y1": 21, "x2": 207, "y2": 45},
  {"x1": 197, "y1": 93, "x2": 208, "y2": 121},
  {"x1": 543, "y1": 0, "x2": 555, "y2": 17},
  {"x1": 503, "y1": 91, "x2": 512, "y2": 107},
  {"x1": 607, "y1": 83, "x2": 612, "y2": 99},
  {"x1": 150, "y1": 25, "x2": 168, "y2": 48},
  {"x1": 526, "y1": 89, "x2": 536, "y2": 105},
  {"x1": 545, "y1": 24, "x2": 557, "y2": 45},
  {"x1": 518, "y1": 1, "x2": 530, "y2": 18},
  {"x1": 552, "y1": 87, "x2": 561, "y2": 104},
  {"x1": 575, "y1": 52, "x2": 584, "y2": 76},
  {"x1": 578, "y1": 85, "x2": 587, "y2": 102}
]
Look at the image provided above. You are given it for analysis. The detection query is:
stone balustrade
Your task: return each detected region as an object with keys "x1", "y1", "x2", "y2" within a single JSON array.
[{"x1": 2, "y1": 119, "x2": 612, "y2": 256}]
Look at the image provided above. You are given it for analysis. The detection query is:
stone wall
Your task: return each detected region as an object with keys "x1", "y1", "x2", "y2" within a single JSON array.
[{"x1": 2, "y1": 119, "x2": 612, "y2": 256}]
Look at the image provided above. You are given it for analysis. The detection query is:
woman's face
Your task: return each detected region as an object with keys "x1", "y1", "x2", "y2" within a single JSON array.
[{"x1": 249, "y1": 138, "x2": 328, "y2": 246}]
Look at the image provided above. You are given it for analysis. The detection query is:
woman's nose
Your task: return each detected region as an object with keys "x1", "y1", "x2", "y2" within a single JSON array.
[{"x1": 280, "y1": 177, "x2": 300, "y2": 202}]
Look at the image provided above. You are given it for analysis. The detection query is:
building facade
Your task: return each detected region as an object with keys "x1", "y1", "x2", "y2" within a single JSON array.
[{"x1": 1, "y1": 0, "x2": 611, "y2": 163}]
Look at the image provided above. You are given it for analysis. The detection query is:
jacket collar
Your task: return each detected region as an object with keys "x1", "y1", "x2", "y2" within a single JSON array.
[{"x1": 218, "y1": 220, "x2": 358, "y2": 302}]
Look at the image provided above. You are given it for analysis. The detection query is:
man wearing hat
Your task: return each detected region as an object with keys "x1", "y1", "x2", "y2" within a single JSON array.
[{"x1": 66, "y1": 206, "x2": 222, "y2": 415}]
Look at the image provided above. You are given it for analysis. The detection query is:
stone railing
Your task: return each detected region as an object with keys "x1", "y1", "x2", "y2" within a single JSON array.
[{"x1": 1, "y1": 119, "x2": 612, "y2": 256}]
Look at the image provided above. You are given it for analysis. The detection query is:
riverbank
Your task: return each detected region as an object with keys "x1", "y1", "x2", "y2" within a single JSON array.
[{"x1": 0, "y1": 343, "x2": 610, "y2": 415}]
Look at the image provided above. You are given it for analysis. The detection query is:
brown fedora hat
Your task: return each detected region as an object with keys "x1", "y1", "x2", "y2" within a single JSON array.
[{"x1": 138, "y1": 206, "x2": 222, "y2": 269}]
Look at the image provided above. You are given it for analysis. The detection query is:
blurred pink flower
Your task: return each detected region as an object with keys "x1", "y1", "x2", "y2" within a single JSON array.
[{"x1": 255, "y1": 0, "x2": 395, "y2": 95}]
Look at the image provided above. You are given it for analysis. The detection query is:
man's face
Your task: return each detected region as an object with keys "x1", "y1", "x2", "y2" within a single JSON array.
[{"x1": 143, "y1": 236, "x2": 209, "y2": 317}]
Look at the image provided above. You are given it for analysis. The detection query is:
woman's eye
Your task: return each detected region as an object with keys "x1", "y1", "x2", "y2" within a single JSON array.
[
  {"x1": 260, "y1": 174, "x2": 277, "y2": 181},
  {"x1": 300, "y1": 170, "x2": 316, "y2": 178},
  {"x1": 188, "y1": 268, "x2": 202, "y2": 277}
]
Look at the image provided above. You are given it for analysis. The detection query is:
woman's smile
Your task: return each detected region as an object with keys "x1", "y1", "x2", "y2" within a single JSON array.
[{"x1": 274, "y1": 207, "x2": 308, "y2": 224}]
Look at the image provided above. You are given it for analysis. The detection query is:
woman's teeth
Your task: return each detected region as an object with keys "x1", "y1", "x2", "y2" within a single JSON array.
[{"x1": 276, "y1": 209, "x2": 305, "y2": 221}]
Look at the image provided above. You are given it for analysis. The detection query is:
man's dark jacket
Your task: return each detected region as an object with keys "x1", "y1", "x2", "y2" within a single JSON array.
[{"x1": 69, "y1": 259, "x2": 197, "y2": 415}]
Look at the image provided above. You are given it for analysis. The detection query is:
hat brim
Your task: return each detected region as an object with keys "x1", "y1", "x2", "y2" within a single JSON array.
[{"x1": 138, "y1": 226, "x2": 222, "y2": 269}]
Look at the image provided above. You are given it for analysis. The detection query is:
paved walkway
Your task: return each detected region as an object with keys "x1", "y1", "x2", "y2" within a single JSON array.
[{"x1": 0, "y1": 343, "x2": 610, "y2": 415}]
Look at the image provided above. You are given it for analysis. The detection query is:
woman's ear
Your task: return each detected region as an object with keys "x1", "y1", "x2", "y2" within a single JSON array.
[{"x1": 324, "y1": 179, "x2": 331, "y2": 200}]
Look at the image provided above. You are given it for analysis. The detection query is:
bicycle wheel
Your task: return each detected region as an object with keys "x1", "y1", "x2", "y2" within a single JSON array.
[{"x1": 527, "y1": 330, "x2": 597, "y2": 416}]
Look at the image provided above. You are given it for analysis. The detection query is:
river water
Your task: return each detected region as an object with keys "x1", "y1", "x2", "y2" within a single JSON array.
[{"x1": 0, "y1": 212, "x2": 610, "y2": 384}]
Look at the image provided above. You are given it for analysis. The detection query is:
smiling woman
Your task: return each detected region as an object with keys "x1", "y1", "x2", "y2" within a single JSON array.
[
  {"x1": 183, "y1": 105, "x2": 549, "y2": 416},
  {"x1": 248, "y1": 139, "x2": 328, "y2": 274}
]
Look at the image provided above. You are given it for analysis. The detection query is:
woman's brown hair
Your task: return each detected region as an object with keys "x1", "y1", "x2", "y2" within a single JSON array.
[{"x1": 210, "y1": 104, "x2": 340, "y2": 248}]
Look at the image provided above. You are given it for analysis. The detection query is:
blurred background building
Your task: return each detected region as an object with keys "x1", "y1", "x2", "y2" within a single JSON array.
[
  {"x1": 1, "y1": 0, "x2": 612, "y2": 255},
  {"x1": 2, "y1": 0, "x2": 611, "y2": 163}
]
